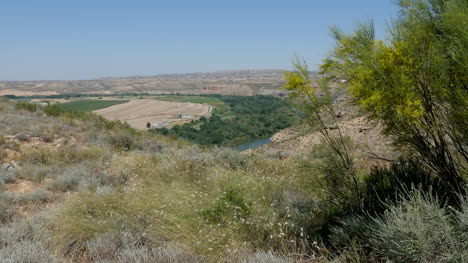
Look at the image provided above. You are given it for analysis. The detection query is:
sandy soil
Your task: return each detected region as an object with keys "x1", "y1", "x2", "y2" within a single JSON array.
[
  {"x1": 93, "y1": 99, "x2": 212, "y2": 130},
  {"x1": 5, "y1": 179, "x2": 39, "y2": 194}
]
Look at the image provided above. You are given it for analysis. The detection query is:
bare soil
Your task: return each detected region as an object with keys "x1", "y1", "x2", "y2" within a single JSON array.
[{"x1": 93, "y1": 99, "x2": 212, "y2": 129}]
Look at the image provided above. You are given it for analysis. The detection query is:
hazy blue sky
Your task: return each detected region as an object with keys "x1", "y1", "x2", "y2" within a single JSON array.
[{"x1": 0, "y1": 0, "x2": 399, "y2": 80}]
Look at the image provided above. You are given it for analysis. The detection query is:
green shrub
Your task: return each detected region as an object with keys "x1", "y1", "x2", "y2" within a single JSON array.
[
  {"x1": 108, "y1": 131, "x2": 139, "y2": 151},
  {"x1": 364, "y1": 158, "x2": 456, "y2": 214},
  {"x1": 15, "y1": 101, "x2": 37, "y2": 112},
  {"x1": 42, "y1": 104, "x2": 64, "y2": 116},
  {"x1": 202, "y1": 186, "x2": 252, "y2": 223}
]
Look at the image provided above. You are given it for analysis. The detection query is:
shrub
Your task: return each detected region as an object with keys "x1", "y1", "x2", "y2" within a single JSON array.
[
  {"x1": 28, "y1": 189, "x2": 50, "y2": 203},
  {"x1": 328, "y1": 215, "x2": 372, "y2": 249},
  {"x1": 364, "y1": 158, "x2": 456, "y2": 214},
  {"x1": 1, "y1": 189, "x2": 50, "y2": 204},
  {"x1": 15, "y1": 133, "x2": 31, "y2": 142},
  {"x1": 0, "y1": 170, "x2": 17, "y2": 184},
  {"x1": 0, "y1": 200, "x2": 17, "y2": 224},
  {"x1": 21, "y1": 149, "x2": 54, "y2": 164},
  {"x1": 47, "y1": 172, "x2": 81, "y2": 192},
  {"x1": 370, "y1": 190, "x2": 466, "y2": 263},
  {"x1": 201, "y1": 186, "x2": 252, "y2": 223},
  {"x1": 108, "y1": 131, "x2": 139, "y2": 151},
  {"x1": 57, "y1": 146, "x2": 106, "y2": 164},
  {"x1": 0, "y1": 216, "x2": 57, "y2": 262},
  {"x1": 20, "y1": 165, "x2": 58, "y2": 183},
  {"x1": 0, "y1": 240, "x2": 57, "y2": 263},
  {"x1": 42, "y1": 104, "x2": 65, "y2": 116},
  {"x1": 239, "y1": 251, "x2": 288, "y2": 263},
  {"x1": 15, "y1": 101, "x2": 37, "y2": 112},
  {"x1": 142, "y1": 141, "x2": 163, "y2": 153}
]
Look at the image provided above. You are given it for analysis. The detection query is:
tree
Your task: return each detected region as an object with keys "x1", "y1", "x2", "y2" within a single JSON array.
[
  {"x1": 146, "y1": 122, "x2": 151, "y2": 128},
  {"x1": 319, "y1": 0, "x2": 467, "y2": 194}
]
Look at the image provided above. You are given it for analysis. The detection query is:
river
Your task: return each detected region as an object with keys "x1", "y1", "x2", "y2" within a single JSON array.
[{"x1": 233, "y1": 138, "x2": 271, "y2": 151}]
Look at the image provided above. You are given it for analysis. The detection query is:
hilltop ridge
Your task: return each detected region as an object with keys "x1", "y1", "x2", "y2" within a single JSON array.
[{"x1": 0, "y1": 70, "x2": 308, "y2": 97}]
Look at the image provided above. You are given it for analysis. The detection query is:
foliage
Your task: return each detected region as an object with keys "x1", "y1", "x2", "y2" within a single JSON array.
[
  {"x1": 201, "y1": 185, "x2": 252, "y2": 223},
  {"x1": 363, "y1": 158, "x2": 460, "y2": 214},
  {"x1": 108, "y1": 131, "x2": 139, "y2": 151},
  {"x1": 15, "y1": 101, "x2": 37, "y2": 112},
  {"x1": 153, "y1": 95, "x2": 298, "y2": 147},
  {"x1": 153, "y1": 95, "x2": 224, "y2": 104},
  {"x1": 321, "y1": 0, "x2": 467, "y2": 192}
]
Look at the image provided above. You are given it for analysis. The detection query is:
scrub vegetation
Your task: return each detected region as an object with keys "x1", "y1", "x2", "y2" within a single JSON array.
[{"x1": 0, "y1": 0, "x2": 466, "y2": 262}]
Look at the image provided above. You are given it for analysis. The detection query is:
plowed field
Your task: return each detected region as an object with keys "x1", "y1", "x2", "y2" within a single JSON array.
[{"x1": 93, "y1": 99, "x2": 211, "y2": 129}]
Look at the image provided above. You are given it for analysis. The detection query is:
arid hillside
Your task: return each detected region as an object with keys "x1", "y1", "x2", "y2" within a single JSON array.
[{"x1": 0, "y1": 70, "x2": 291, "y2": 97}]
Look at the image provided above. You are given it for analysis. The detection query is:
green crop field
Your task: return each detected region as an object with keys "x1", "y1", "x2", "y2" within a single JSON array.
[
  {"x1": 152, "y1": 95, "x2": 223, "y2": 105},
  {"x1": 59, "y1": 100, "x2": 129, "y2": 112}
]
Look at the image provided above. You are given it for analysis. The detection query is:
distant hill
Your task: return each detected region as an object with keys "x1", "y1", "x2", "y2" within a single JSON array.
[{"x1": 0, "y1": 70, "x2": 314, "y2": 97}]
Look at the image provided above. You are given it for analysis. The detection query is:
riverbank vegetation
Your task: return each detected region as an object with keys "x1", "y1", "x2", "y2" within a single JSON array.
[{"x1": 152, "y1": 95, "x2": 299, "y2": 146}]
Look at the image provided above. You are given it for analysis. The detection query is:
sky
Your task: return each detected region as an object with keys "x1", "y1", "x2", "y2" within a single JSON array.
[{"x1": 0, "y1": 0, "x2": 399, "y2": 81}]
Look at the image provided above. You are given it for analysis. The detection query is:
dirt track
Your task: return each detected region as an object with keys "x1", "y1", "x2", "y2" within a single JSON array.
[{"x1": 93, "y1": 99, "x2": 212, "y2": 130}]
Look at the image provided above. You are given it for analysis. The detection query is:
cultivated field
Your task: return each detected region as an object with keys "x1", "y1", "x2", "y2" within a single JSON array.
[
  {"x1": 59, "y1": 100, "x2": 129, "y2": 112},
  {"x1": 93, "y1": 99, "x2": 212, "y2": 129}
]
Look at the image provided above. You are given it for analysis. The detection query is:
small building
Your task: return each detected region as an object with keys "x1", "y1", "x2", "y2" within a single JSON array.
[{"x1": 152, "y1": 122, "x2": 169, "y2": 129}]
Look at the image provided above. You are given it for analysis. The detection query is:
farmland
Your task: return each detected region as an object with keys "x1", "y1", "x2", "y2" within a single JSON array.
[
  {"x1": 59, "y1": 99, "x2": 129, "y2": 112},
  {"x1": 93, "y1": 99, "x2": 212, "y2": 130}
]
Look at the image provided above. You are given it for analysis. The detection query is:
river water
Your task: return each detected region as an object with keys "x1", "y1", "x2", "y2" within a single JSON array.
[{"x1": 233, "y1": 138, "x2": 271, "y2": 151}]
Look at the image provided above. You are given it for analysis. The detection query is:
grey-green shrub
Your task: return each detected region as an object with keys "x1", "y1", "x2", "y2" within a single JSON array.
[
  {"x1": 1, "y1": 190, "x2": 50, "y2": 204},
  {"x1": 0, "y1": 216, "x2": 57, "y2": 262},
  {"x1": 240, "y1": 251, "x2": 289, "y2": 263},
  {"x1": 0, "y1": 170, "x2": 17, "y2": 184},
  {"x1": 47, "y1": 172, "x2": 81, "y2": 192},
  {"x1": 370, "y1": 190, "x2": 467, "y2": 263},
  {"x1": 0, "y1": 200, "x2": 17, "y2": 224},
  {"x1": 20, "y1": 165, "x2": 58, "y2": 183},
  {"x1": 85, "y1": 232, "x2": 201, "y2": 263}
]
